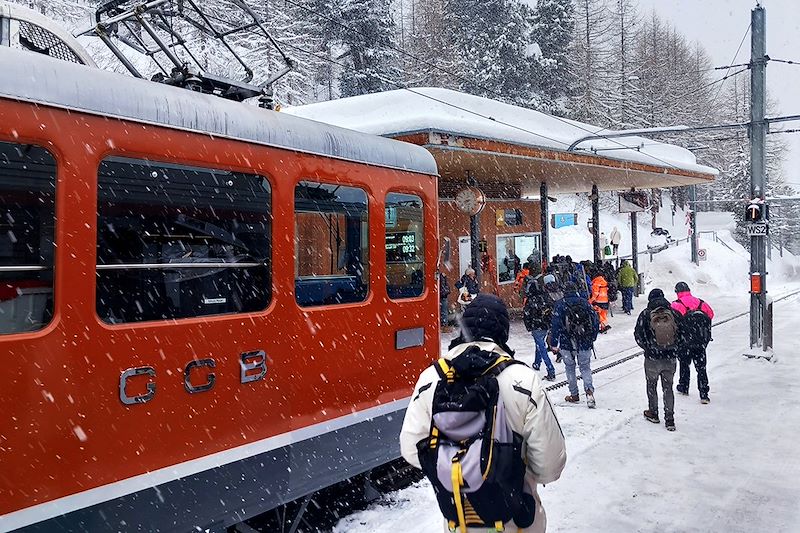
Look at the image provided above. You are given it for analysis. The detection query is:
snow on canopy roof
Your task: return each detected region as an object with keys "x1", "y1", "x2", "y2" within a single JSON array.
[{"x1": 284, "y1": 87, "x2": 718, "y2": 177}]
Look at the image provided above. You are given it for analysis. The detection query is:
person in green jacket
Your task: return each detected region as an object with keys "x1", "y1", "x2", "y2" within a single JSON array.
[{"x1": 617, "y1": 260, "x2": 639, "y2": 315}]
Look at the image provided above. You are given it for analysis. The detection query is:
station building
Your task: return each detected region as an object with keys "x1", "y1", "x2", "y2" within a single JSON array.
[{"x1": 285, "y1": 88, "x2": 717, "y2": 310}]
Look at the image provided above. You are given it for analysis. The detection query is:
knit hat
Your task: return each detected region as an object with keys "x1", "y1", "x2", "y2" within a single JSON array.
[
  {"x1": 675, "y1": 281, "x2": 690, "y2": 293},
  {"x1": 460, "y1": 294, "x2": 510, "y2": 346},
  {"x1": 543, "y1": 274, "x2": 556, "y2": 285},
  {"x1": 648, "y1": 288, "x2": 664, "y2": 301},
  {"x1": 647, "y1": 288, "x2": 671, "y2": 311}
]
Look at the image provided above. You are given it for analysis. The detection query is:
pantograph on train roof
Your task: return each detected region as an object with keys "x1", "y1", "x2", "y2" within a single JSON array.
[{"x1": 75, "y1": 0, "x2": 294, "y2": 109}]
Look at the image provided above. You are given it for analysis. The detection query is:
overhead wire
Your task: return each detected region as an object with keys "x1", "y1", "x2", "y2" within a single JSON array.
[
  {"x1": 198, "y1": 10, "x2": 675, "y2": 163},
  {"x1": 769, "y1": 58, "x2": 800, "y2": 65},
  {"x1": 700, "y1": 22, "x2": 751, "y2": 124},
  {"x1": 183, "y1": 6, "x2": 728, "y2": 183},
  {"x1": 250, "y1": 0, "x2": 701, "y2": 174}
]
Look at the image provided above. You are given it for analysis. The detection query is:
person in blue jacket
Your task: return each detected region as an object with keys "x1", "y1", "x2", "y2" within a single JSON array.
[{"x1": 550, "y1": 282, "x2": 600, "y2": 408}]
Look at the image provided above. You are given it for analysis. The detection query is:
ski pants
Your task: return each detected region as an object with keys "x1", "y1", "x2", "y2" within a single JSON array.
[
  {"x1": 563, "y1": 348, "x2": 593, "y2": 396},
  {"x1": 593, "y1": 305, "x2": 608, "y2": 327},
  {"x1": 678, "y1": 346, "x2": 709, "y2": 397},
  {"x1": 440, "y1": 298, "x2": 449, "y2": 326},
  {"x1": 532, "y1": 329, "x2": 555, "y2": 376},
  {"x1": 621, "y1": 287, "x2": 635, "y2": 313},
  {"x1": 645, "y1": 357, "x2": 677, "y2": 420}
]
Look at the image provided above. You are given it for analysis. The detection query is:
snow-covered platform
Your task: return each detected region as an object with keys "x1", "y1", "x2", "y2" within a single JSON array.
[
  {"x1": 285, "y1": 88, "x2": 717, "y2": 194},
  {"x1": 332, "y1": 231, "x2": 800, "y2": 532}
]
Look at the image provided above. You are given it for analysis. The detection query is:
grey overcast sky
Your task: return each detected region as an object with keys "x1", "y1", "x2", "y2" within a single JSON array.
[{"x1": 636, "y1": 0, "x2": 800, "y2": 188}]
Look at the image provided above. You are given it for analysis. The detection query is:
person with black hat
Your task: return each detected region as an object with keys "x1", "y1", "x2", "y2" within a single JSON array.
[
  {"x1": 634, "y1": 288, "x2": 684, "y2": 431},
  {"x1": 550, "y1": 282, "x2": 600, "y2": 407},
  {"x1": 400, "y1": 294, "x2": 566, "y2": 533},
  {"x1": 671, "y1": 282, "x2": 714, "y2": 403}
]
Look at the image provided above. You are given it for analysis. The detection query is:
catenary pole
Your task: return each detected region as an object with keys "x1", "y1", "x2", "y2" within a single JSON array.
[
  {"x1": 592, "y1": 184, "x2": 601, "y2": 263},
  {"x1": 750, "y1": 5, "x2": 768, "y2": 349},
  {"x1": 540, "y1": 182, "x2": 549, "y2": 272},
  {"x1": 690, "y1": 185, "x2": 698, "y2": 264}
]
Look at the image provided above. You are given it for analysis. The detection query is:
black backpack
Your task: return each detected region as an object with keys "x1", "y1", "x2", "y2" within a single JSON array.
[
  {"x1": 678, "y1": 299, "x2": 712, "y2": 346},
  {"x1": 523, "y1": 292, "x2": 551, "y2": 332},
  {"x1": 563, "y1": 301, "x2": 595, "y2": 349},
  {"x1": 417, "y1": 351, "x2": 535, "y2": 532}
]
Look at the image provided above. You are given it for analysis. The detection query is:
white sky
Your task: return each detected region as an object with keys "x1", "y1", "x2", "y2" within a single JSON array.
[{"x1": 636, "y1": 0, "x2": 800, "y2": 189}]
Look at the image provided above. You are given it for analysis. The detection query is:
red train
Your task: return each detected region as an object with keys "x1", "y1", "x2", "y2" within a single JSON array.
[{"x1": 0, "y1": 48, "x2": 439, "y2": 531}]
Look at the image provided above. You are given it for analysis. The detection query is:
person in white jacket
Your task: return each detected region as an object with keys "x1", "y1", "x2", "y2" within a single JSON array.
[
  {"x1": 400, "y1": 294, "x2": 567, "y2": 533},
  {"x1": 610, "y1": 226, "x2": 622, "y2": 255}
]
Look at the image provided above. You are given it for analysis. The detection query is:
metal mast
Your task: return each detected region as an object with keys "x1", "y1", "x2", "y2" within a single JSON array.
[{"x1": 749, "y1": 4, "x2": 768, "y2": 349}]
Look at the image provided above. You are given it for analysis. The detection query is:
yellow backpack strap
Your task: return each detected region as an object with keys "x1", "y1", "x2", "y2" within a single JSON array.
[
  {"x1": 451, "y1": 456, "x2": 467, "y2": 533},
  {"x1": 482, "y1": 355, "x2": 513, "y2": 376},
  {"x1": 435, "y1": 358, "x2": 456, "y2": 383}
]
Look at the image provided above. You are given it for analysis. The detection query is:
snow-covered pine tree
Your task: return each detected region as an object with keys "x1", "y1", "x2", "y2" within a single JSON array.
[
  {"x1": 333, "y1": 0, "x2": 401, "y2": 97},
  {"x1": 568, "y1": 0, "x2": 612, "y2": 125},
  {"x1": 529, "y1": 0, "x2": 575, "y2": 114},
  {"x1": 605, "y1": 0, "x2": 642, "y2": 129},
  {"x1": 401, "y1": 0, "x2": 459, "y2": 88},
  {"x1": 443, "y1": 0, "x2": 534, "y2": 101}
]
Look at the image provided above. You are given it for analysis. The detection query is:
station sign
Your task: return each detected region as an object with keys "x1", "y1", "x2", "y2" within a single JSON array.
[
  {"x1": 551, "y1": 213, "x2": 578, "y2": 228},
  {"x1": 747, "y1": 223, "x2": 768, "y2": 236}
]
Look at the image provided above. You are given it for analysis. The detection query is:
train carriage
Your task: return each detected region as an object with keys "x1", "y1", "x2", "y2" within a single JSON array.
[{"x1": 0, "y1": 48, "x2": 439, "y2": 532}]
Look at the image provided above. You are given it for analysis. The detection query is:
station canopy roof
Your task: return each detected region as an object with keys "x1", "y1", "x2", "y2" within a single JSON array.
[{"x1": 284, "y1": 88, "x2": 718, "y2": 196}]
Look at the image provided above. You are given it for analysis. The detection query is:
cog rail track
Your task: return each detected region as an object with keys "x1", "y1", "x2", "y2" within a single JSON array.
[{"x1": 544, "y1": 288, "x2": 800, "y2": 392}]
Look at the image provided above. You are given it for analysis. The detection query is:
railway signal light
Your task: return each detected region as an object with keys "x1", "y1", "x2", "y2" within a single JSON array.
[{"x1": 745, "y1": 202, "x2": 763, "y2": 222}]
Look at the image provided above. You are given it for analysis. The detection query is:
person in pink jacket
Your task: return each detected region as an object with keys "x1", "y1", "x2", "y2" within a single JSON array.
[{"x1": 671, "y1": 282, "x2": 714, "y2": 403}]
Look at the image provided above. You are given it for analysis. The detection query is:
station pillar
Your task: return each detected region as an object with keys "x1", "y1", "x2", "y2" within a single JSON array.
[
  {"x1": 591, "y1": 184, "x2": 601, "y2": 263},
  {"x1": 540, "y1": 182, "x2": 549, "y2": 272}
]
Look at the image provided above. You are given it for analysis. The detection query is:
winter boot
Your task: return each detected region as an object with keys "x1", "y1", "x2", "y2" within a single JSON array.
[
  {"x1": 676, "y1": 386, "x2": 689, "y2": 396},
  {"x1": 665, "y1": 418, "x2": 676, "y2": 431},
  {"x1": 586, "y1": 391, "x2": 596, "y2": 409},
  {"x1": 643, "y1": 410, "x2": 660, "y2": 424},
  {"x1": 544, "y1": 373, "x2": 556, "y2": 382},
  {"x1": 565, "y1": 394, "x2": 580, "y2": 403},
  {"x1": 700, "y1": 396, "x2": 710, "y2": 404},
  {"x1": 532, "y1": 364, "x2": 540, "y2": 371}
]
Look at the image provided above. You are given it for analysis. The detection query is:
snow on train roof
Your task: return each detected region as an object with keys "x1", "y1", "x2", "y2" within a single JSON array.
[
  {"x1": 0, "y1": 48, "x2": 437, "y2": 176},
  {"x1": 284, "y1": 88, "x2": 717, "y2": 177}
]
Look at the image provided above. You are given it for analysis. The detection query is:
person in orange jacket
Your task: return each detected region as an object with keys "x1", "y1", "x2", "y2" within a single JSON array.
[{"x1": 589, "y1": 268, "x2": 611, "y2": 333}]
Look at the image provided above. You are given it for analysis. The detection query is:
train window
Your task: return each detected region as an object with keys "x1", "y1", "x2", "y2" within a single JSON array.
[
  {"x1": 295, "y1": 181, "x2": 368, "y2": 306},
  {"x1": 0, "y1": 142, "x2": 56, "y2": 335},
  {"x1": 385, "y1": 192, "x2": 424, "y2": 299},
  {"x1": 96, "y1": 157, "x2": 271, "y2": 323}
]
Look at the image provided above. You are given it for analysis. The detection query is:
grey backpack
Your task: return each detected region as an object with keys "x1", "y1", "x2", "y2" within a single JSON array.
[
  {"x1": 417, "y1": 349, "x2": 535, "y2": 532},
  {"x1": 650, "y1": 307, "x2": 678, "y2": 348}
]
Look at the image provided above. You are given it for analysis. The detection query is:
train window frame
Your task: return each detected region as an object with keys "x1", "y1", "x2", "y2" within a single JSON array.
[
  {"x1": 294, "y1": 180, "x2": 370, "y2": 308},
  {"x1": 95, "y1": 155, "x2": 273, "y2": 325},
  {"x1": 0, "y1": 141, "x2": 57, "y2": 336},
  {"x1": 496, "y1": 232, "x2": 541, "y2": 285},
  {"x1": 385, "y1": 191, "x2": 425, "y2": 300}
]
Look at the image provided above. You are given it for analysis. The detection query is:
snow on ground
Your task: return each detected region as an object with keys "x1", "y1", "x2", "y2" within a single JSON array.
[{"x1": 333, "y1": 231, "x2": 800, "y2": 533}]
